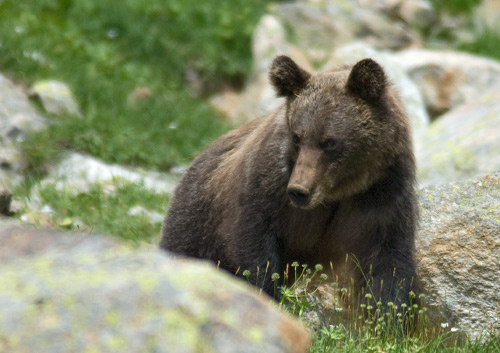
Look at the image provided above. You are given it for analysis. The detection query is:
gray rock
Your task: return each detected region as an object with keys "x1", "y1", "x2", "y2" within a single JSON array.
[
  {"x1": 417, "y1": 172, "x2": 500, "y2": 339},
  {"x1": 417, "y1": 87, "x2": 500, "y2": 186},
  {"x1": 42, "y1": 152, "x2": 180, "y2": 195},
  {"x1": 370, "y1": 0, "x2": 437, "y2": 30},
  {"x1": 395, "y1": 49, "x2": 500, "y2": 118},
  {"x1": 31, "y1": 80, "x2": 82, "y2": 117},
  {"x1": 269, "y1": 1, "x2": 358, "y2": 65},
  {"x1": 0, "y1": 225, "x2": 310, "y2": 353},
  {"x1": 397, "y1": 0, "x2": 436, "y2": 30},
  {"x1": 0, "y1": 73, "x2": 46, "y2": 186},
  {"x1": 127, "y1": 206, "x2": 164, "y2": 224}
]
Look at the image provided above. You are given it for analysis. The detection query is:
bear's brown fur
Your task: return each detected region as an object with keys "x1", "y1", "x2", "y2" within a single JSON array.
[{"x1": 160, "y1": 55, "x2": 418, "y2": 304}]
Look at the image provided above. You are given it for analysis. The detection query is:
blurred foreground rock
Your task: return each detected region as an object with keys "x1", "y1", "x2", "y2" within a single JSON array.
[{"x1": 0, "y1": 223, "x2": 310, "y2": 353}]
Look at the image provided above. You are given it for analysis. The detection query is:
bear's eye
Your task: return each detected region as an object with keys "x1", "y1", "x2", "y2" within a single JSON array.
[
  {"x1": 292, "y1": 134, "x2": 300, "y2": 146},
  {"x1": 321, "y1": 139, "x2": 337, "y2": 152}
]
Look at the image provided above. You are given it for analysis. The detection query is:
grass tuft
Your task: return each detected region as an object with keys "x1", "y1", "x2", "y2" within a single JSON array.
[{"x1": 274, "y1": 264, "x2": 499, "y2": 353}]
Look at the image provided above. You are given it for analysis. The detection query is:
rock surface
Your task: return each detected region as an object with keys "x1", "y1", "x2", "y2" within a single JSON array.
[
  {"x1": 417, "y1": 172, "x2": 500, "y2": 339},
  {"x1": 0, "y1": 223, "x2": 310, "y2": 353},
  {"x1": 395, "y1": 49, "x2": 500, "y2": 118},
  {"x1": 417, "y1": 88, "x2": 500, "y2": 186},
  {"x1": 0, "y1": 73, "x2": 46, "y2": 187},
  {"x1": 42, "y1": 152, "x2": 180, "y2": 195},
  {"x1": 268, "y1": 0, "x2": 423, "y2": 64},
  {"x1": 30, "y1": 80, "x2": 82, "y2": 117}
]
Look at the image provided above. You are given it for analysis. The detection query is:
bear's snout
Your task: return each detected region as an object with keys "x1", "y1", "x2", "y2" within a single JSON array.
[{"x1": 287, "y1": 184, "x2": 311, "y2": 208}]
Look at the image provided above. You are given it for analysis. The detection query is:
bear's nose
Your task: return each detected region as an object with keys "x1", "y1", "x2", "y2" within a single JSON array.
[{"x1": 287, "y1": 185, "x2": 310, "y2": 207}]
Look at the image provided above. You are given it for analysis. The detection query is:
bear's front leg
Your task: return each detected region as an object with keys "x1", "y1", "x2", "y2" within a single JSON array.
[
  {"x1": 232, "y1": 240, "x2": 284, "y2": 300},
  {"x1": 361, "y1": 247, "x2": 418, "y2": 307}
]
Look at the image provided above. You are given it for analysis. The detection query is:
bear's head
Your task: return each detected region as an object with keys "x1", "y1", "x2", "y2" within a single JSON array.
[{"x1": 269, "y1": 55, "x2": 411, "y2": 209}]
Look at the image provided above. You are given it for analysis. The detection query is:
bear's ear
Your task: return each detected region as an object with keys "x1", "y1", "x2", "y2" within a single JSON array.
[
  {"x1": 269, "y1": 55, "x2": 311, "y2": 97},
  {"x1": 346, "y1": 58, "x2": 387, "y2": 103}
]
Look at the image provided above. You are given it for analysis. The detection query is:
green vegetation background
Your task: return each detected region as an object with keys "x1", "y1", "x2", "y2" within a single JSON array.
[{"x1": 0, "y1": 0, "x2": 272, "y2": 172}]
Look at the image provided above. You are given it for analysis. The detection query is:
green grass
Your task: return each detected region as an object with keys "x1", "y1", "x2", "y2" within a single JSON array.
[
  {"x1": 459, "y1": 28, "x2": 500, "y2": 62},
  {"x1": 430, "y1": 0, "x2": 482, "y2": 14},
  {"x1": 429, "y1": 0, "x2": 500, "y2": 63},
  {"x1": 23, "y1": 181, "x2": 167, "y2": 245},
  {"x1": 0, "y1": 0, "x2": 271, "y2": 172}
]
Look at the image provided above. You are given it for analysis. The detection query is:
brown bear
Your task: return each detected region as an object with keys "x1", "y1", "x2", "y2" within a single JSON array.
[{"x1": 160, "y1": 55, "x2": 418, "y2": 305}]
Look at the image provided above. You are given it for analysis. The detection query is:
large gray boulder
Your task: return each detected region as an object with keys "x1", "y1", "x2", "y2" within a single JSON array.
[
  {"x1": 417, "y1": 172, "x2": 500, "y2": 339},
  {"x1": 0, "y1": 223, "x2": 310, "y2": 353}
]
